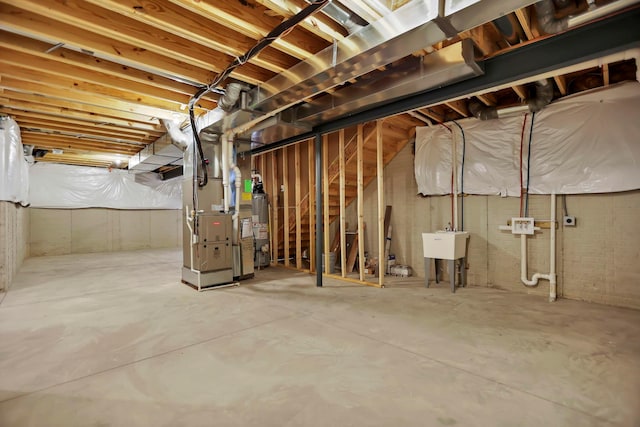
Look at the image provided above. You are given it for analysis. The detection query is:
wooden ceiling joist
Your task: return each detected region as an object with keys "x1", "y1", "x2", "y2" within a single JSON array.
[
  {"x1": 1, "y1": 88, "x2": 163, "y2": 126},
  {"x1": 0, "y1": 31, "x2": 205, "y2": 97},
  {"x1": 167, "y1": 0, "x2": 329, "y2": 60},
  {"x1": 87, "y1": 0, "x2": 298, "y2": 74},
  {"x1": 0, "y1": 49, "x2": 213, "y2": 109},
  {"x1": 0, "y1": 76, "x2": 192, "y2": 120}
]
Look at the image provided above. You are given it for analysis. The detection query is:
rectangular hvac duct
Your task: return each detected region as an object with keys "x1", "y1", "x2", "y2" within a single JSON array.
[
  {"x1": 295, "y1": 39, "x2": 483, "y2": 125},
  {"x1": 128, "y1": 132, "x2": 183, "y2": 171},
  {"x1": 442, "y1": 0, "x2": 539, "y2": 34},
  {"x1": 249, "y1": 0, "x2": 443, "y2": 112}
]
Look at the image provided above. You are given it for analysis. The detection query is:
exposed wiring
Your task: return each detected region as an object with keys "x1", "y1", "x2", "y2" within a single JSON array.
[
  {"x1": 187, "y1": 0, "x2": 330, "y2": 188},
  {"x1": 452, "y1": 121, "x2": 465, "y2": 231},
  {"x1": 525, "y1": 112, "x2": 536, "y2": 217},
  {"x1": 563, "y1": 194, "x2": 569, "y2": 216},
  {"x1": 519, "y1": 113, "x2": 529, "y2": 217}
]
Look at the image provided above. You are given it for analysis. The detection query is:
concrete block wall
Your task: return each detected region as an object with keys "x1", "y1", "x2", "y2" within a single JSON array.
[
  {"x1": 0, "y1": 202, "x2": 29, "y2": 291},
  {"x1": 357, "y1": 144, "x2": 640, "y2": 309},
  {"x1": 29, "y1": 208, "x2": 182, "y2": 257}
]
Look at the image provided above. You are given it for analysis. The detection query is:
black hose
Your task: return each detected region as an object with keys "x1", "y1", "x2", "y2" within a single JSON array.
[
  {"x1": 187, "y1": 0, "x2": 329, "y2": 188},
  {"x1": 525, "y1": 112, "x2": 536, "y2": 216},
  {"x1": 452, "y1": 120, "x2": 465, "y2": 231}
]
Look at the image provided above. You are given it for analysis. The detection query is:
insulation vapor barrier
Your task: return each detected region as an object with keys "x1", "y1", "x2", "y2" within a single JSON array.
[
  {"x1": 0, "y1": 116, "x2": 29, "y2": 205},
  {"x1": 30, "y1": 163, "x2": 181, "y2": 209},
  {"x1": 415, "y1": 82, "x2": 640, "y2": 195}
]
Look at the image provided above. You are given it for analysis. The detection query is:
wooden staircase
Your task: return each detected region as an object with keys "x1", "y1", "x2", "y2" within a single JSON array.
[{"x1": 264, "y1": 114, "x2": 422, "y2": 267}]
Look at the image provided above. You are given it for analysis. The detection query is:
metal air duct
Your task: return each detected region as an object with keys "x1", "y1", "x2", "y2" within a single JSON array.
[
  {"x1": 535, "y1": 0, "x2": 640, "y2": 34},
  {"x1": 468, "y1": 78, "x2": 553, "y2": 120},
  {"x1": 296, "y1": 39, "x2": 483, "y2": 124}
]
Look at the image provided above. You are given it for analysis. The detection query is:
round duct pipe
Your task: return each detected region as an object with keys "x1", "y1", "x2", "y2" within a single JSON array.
[{"x1": 469, "y1": 79, "x2": 554, "y2": 120}]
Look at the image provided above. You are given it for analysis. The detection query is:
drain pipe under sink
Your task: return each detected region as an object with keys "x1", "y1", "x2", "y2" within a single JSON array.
[{"x1": 521, "y1": 192, "x2": 557, "y2": 301}]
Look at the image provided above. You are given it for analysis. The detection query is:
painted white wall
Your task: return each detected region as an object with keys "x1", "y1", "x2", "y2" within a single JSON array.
[
  {"x1": 29, "y1": 209, "x2": 182, "y2": 257},
  {"x1": 355, "y1": 144, "x2": 640, "y2": 309}
]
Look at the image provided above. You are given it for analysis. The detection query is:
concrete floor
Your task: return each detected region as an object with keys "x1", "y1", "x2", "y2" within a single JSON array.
[{"x1": 0, "y1": 249, "x2": 638, "y2": 426}]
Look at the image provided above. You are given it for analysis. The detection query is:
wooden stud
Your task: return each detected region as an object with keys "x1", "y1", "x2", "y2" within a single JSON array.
[
  {"x1": 444, "y1": 100, "x2": 469, "y2": 118},
  {"x1": 323, "y1": 134, "x2": 330, "y2": 275},
  {"x1": 476, "y1": 93, "x2": 498, "y2": 107},
  {"x1": 271, "y1": 151, "x2": 279, "y2": 266},
  {"x1": 308, "y1": 139, "x2": 315, "y2": 273},
  {"x1": 602, "y1": 64, "x2": 610, "y2": 86},
  {"x1": 376, "y1": 120, "x2": 384, "y2": 288},
  {"x1": 295, "y1": 143, "x2": 302, "y2": 270},
  {"x1": 357, "y1": 124, "x2": 365, "y2": 282},
  {"x1": 283, "y1": 146, "x2": 290, "y2": 267},
  {"x1": 339, "y1": 129, "x2": 347, "y2": 278}
]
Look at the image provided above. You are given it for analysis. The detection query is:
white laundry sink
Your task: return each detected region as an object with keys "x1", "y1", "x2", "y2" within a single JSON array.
[{"x1": 422, "y1": 231, "x2": 469, "y2": 260}]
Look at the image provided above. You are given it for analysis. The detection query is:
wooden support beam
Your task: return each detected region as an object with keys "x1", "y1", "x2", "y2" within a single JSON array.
[
  {"x1": 295, "y1": 143, "x2": 302, "y2": 270},
  {"x1": 376, "y1": 120, "x2": 384, "y2": 288},
  {"x1": 339, "y1": 129, "x2": 347, "y2": 278},
  {"x1": 476, "y1": 93, "x2": 498, "y2": 106},
  {"x1": 323, "y1": 134, "x2": 330, "y2": 275},
  {"x1": 515, "y1": 7, "x2": 537, "y2": 40},
  {"x1": 554, "y1": 75, "x2": 568, "y2": 95},
  {"x1": 283, "y1": 146, "x2": 290, "y2": 267},
  {"x1": 270, "y1": 152, "x2": 279, "y2": 266},
  {"x1": 168, "y1": 0, "x2": 327, "y2": 60},
  {"x1": 357, "y1": 124, "x2": 365, "y2": 282},
  {"x1": 444, "y1": 100, "x2": 469, "y2": 118},
  {"x1": 0, "y1": 78, "x2": 176, "y2": 121},
  {"x1": 308, "y1": 139, "x2": 315, "y2": 273},
  {"x1": 512, "y1": 84, "x2": 528, "y2": 100},
  {"x1": 603, "y1": 64, "x2": 610, "y2": 86}
]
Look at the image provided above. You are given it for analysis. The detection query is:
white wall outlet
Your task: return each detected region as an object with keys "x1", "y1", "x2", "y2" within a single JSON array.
[{"x1": 563, "y1": 216, "x2": 576, "y2": 227}]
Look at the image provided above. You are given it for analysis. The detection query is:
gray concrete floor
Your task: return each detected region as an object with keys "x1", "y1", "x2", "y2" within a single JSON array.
[{"x1": 0, "y1": 249, "x2": 639, "y2": 427}]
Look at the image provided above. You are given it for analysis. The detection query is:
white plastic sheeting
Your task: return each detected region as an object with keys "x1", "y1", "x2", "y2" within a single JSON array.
[
  {"x1": 29, "y1": 163, "x2": 182, "y2": 209},
  {"x1": 0, "y1": 116, "x2": 29, "y2": 205},
  {"x1": 415, "y1": 81, "x2": 640, "y2": 195}
]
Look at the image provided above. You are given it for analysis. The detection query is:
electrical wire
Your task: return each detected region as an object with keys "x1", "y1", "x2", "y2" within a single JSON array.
[
  {"x1": 187, "y1": 0, "x2": 330, "y2": 188},
  {"x1": 519, "y1": 113, "x2": 529, "y2": 217},
  {"x1": 525, "y1": 111, "x2": 536, "y2": 217},
  {"x1": 452, "y1": 121, "x2": 465, "y2": 231}
]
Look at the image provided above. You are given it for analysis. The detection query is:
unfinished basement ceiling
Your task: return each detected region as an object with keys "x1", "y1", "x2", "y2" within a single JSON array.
[{"x1": 0, "y1": 0, "x2": 638, "y2": 170}]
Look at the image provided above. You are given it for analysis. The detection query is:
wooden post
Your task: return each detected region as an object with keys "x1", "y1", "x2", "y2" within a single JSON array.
[
  {"x1": 308, "y1": 139, "x2": 315, "y2": 273},
  {"x1": 339, "y1": 129, "x2": 347, "y2": 277},
  {"x1": 323, "y1": 134, "x2": 330, "y2": 275},
  {"x1": 283, "y1": 146, "x2": 290, "y2": 267},
  {"x1": 295, "y1": 143, "x2": 302, "y2": 269},
  {"x1": 377, "y1": 120, "x2": 385, "y2": 287},
  {"x1": 357, "y1": 124, "x2": 365, "y2": 282},
  {"x1": 270, "y1": 151, "x2": 279, "y2": 266}
]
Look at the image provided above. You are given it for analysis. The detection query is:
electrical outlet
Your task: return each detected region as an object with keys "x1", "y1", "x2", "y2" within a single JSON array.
[{"x1": 563, "y1": 215, "x2": 576, "y2": 227}]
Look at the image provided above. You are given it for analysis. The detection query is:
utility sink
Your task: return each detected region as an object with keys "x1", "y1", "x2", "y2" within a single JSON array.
[{"x1": 422, "y1": 231, "x2": 469, "y2": 260}]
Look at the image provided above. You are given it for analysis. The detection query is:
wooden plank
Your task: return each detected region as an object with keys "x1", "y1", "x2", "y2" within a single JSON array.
[
  {"x1": 0, "y1": 63, "x2": 196, "y2": 114},
  {"x1": 346, "y1": 233, "x2": 359, "y2": 273},
  {"x1": 0, "y1": 83, "x2": 167, "y2": 123},
  {"x1": 168, "y1": 0, "x2": 328, "y2": 60},
  {"x1": 357, "y1": 123, "x2": 365, "y2": 282},
  {"x1": 308, "y1": 139, "x2": 315, "y2": 273},
  {"x1": 476, "y1": 93, "x2": 498, "y2": 107},
  {"x1": 283, "y1": 146, "x2": 290, "y2": 267},
  {"x1": 295, "y1": 143, "x2": 302, "y2": 270},
  {"x1": 2, "y1": 106, "x2": 162, "y2": 136},
  {"x1": 86, "y1": 0, "x2": 296, "y2": 74},
  {"x1": 444, "y1": 100, "x2": 469, "y2": 118},
  {"x1": 376, "y1": 120, "x2": 385, "y2": 287},
  {"x1": 0, "y1": 78, "x2": 187, "y2": 122},
  {"x1": 323, "y1": 134, "x2": 330, "y2": 274},
  {"x1": 602, "y1": 63, "x2": 610, "y2": 86},
  {"x1": 554, "y1": 75, "x2": 568, "y2": 95},
  {"x1": 512, "y1": 84, "x2": 528, "y2": 100},
  {"x1": 339, "y1": 129, "x2": 347, "y2": 277},
  {"x1": 255, "y1": 0, "x2": 348, "y2": 43},
  {"x1": 0, "y1": 30, "x2": 203, "y2": 97},
  {"x1": 0, "y1": 48, "x2": 210, "y2": 108},
  {"x1": 0, "y1": 3, "x2": 218, "y2": 85},
  {"x1": 1, "y1": 0, "x2": 273, "y2": 85},
  {"x1": 270, "y1": 152, "x2": 279, "y2": 265}
]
